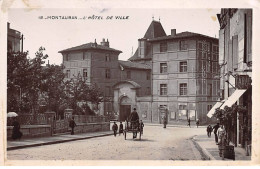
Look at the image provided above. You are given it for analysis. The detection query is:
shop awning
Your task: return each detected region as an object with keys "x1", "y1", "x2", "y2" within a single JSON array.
[
  {"x1": 207, "y1": 101, "x2": 225, "y2": 118},
  {"x1": 220, "y1": 89, "x2": 247, "y2": 109}
]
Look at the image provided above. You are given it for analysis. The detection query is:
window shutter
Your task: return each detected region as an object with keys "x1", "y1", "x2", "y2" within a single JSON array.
[
  {"x1": 219, "y1": 29, "x2": 225, "y2": 64},
  {"x1": 228, "y1": 39, "x2": 233, "y2": 71},
  {"x1": 247, "y1": 10, "x2": 252, "y2": 63},
  {"x1": 232, "y1": 35, "x2": 238, "y2": 69}
]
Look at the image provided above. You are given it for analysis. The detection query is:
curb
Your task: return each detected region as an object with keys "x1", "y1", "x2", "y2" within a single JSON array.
[
  {"x1": 191, "y1": 136, "x2": 216, "y2": 160},
  {"x1": 145, "y1": 123, "x2": 207, "y2": 128},
  {"x1": 7, "y1": 133, "x2": 114, "y2": 151}
]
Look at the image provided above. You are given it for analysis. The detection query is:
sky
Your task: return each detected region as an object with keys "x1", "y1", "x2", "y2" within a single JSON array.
[{"x1": 8, "y1": 8, "x2": 220, "y2": 65}]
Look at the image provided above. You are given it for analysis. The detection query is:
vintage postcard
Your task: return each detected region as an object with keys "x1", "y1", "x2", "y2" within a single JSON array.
[{"x1": 0, "y1": 0, "x2": 259, "y2": 166}]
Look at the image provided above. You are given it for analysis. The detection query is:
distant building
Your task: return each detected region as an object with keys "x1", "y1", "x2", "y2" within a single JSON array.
[
  {"x1": 7, "y1": 22, "x2": 23, "y2": 52},
  {"x1": 214, "y1": 9, "x2": 252, "y2": 152},
  {"x1": 59, "y1": 39, "x2": 151, "y2": 116},
  {"x1": 148, "y1": 29, "x2": 219, "y2": 124}
]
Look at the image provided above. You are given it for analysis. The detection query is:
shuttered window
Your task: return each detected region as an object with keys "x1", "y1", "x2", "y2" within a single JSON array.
[{"x1": 232, "y1": 35, "x2": 238, "y2": 70}]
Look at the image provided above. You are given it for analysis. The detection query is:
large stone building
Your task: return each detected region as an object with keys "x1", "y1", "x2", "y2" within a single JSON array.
[
  {"x1": 210, "y1": 9, "x2": 252, "y2": 153},
  {"x1": 148, "y1": 30, "x2": 219, "y2": 124},
  {"x1": 59, "y1": 39, "x2": 151, "y2": 117}
]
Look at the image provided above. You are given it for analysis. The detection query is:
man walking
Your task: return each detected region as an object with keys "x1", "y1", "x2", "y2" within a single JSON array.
[
  {"x1": 207, "y1": 125, "x2": 213, "y2": 137},
  {"x1": 112, "y1": 122, "x2": 118, "y2": 137},
  {"x1": 196, "y1": 119, "x2": 200, "y2": 128},
  {"x1": 187, "y1": 118, "x2": 191, "y2": 128},
  {"x1": 212, "y1": 123, "x2": 220, "y2": 144},
  {"x1": 69, "y1": 117, "x2": 77, "y2": 135}
]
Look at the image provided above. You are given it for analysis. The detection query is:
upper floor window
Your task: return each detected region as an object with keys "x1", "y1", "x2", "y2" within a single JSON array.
[
  {"x1": 126, "y1": 70, "x2": 131, "y2": 79},
  {"x1": 180, "y1": 61, "x2": 187, "y2": 72},
  {"x1": 212, "y1": 44, "x2": 219, "y2": 53},
  {"x1": 64, "y1": 54, "x2": 69, "y2": 61},
  {"x1": 180, "y1": 83, "x2": 187, "y2": 95},
  {"x1": 66, "y1": 70, "x2": 70, "y2": 78},
  {"x1": 160, "y1": 63, "x2": 167, "y2": 73},
  {"x1": 105, "y1": 54, "x2": 111, "y2": 62},
  {"x1": 83, "y1": 69, "x2": 88, "y2": 78},
  {"x1": 146, "y1": 72, "x2": 151, "y2": 80},
  {"x1": 198, "y1": 41, "x2": 210, "y2": 52},
  {"x1": 160, "y1": 84, "x2": 167, "y2": 95},
  {"x1": 105, "y1": 69, "x2": 111, "y2": 79},
  {"x1": 160, "y1": 42, "x2": 167, "y2": 52},
  {"x1": 180, "y1": 40, "x2": 188, "y2": 51}
]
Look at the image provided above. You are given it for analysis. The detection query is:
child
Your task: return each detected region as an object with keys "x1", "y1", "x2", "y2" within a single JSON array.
[{"x1": 140, "y1": 120, "x2": 144, "y2": 134}]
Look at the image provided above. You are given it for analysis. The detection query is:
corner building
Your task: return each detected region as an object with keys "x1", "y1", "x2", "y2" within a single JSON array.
[{"x1": 149, "y1": 30, "x2": 219, "y2": 124}]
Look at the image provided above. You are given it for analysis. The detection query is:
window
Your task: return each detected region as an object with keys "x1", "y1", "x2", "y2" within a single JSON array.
[
  {"x1": 160, "y1": 63, "x2": 167, "y2": 73},
  {"x1": 66, "y1": 70, "x2": 70, "y2": 78},
  {"x1": 179, "y1": 105, "x2": 187, "y2": 110},
  {"x1": 160, "y1": 42, "x2": 167, "y2": 52},
  {"x1": 180, "y1": 40, "x2": 188, "y2": 50},
  {"x1": 105, "y1": 86, "x2": 112, "y2": 96},
  {"x1": 212, "y1": 45, "x2": 219, "y2": 53},
  {"x1": 105, "y1": 69, "x2": 111, "y2": 79},
  {"x1": 160, "y1": 84, "x2": 167, "y2": 95},
  {"x1": 105, "y1": 54, "x2": 111, "y2": 62},
  {"x1": 207, "y1": 105, "x2": 213, "y2": 112},
  {"x1": 180, "y1": 83, "x2": 187, "y2": 95},
  {"x1": 146, "y1": 72, "x2": 151, "y2": 80},
  {"x1": 126, "y1": 70, "x2": 131, "y2": 79},
  {"x1": 180, "y1": 61, "x2": 187, "y2": 72},
  {"x1": 83, "y1": 69, "x2": 88, "y2": 78},
  {"x1": 146, "y1": 87, "x2": 151, "y2": 95},
  {"x1": 64, "y1": 54, "x2": 69, "y2": 61},
  {"x1": 208, "y1": 84, "x2": 212, "y2": 96}
]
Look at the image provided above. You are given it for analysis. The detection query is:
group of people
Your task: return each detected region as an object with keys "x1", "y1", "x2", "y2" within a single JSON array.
[
  {"x1": 112, "y1": 108, "x2": 144, "y2": 138},
  {"x1": 207, "y1": 123, "x2": 226, "y2": 145},
  {"x1": 187, "y1": 118, "x2": 200, "y2": 128}
]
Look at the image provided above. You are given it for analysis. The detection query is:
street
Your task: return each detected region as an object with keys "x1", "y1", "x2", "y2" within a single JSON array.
[{"x1": 7, "y1": 125, "x2": 207, "y2": 160}]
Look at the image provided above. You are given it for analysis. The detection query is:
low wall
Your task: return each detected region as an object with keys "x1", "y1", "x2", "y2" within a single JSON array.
[
  {"x1": 72, "y1": 122, "x2": 110, "y2": 134},
  {"x1": 7, "y1": 125, "x2": 52, "y2": 140},
  {"x1": 7, "y1": 122, "x2": 111, "y2": 140}
]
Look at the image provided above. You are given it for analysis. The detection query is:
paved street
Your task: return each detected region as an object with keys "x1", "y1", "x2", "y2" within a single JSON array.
[{"x1": 7, "y1": 125, "x2": 207, "y2": 160}]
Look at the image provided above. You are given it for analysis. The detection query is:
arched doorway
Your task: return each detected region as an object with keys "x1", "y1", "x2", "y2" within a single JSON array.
[{"x1": 119, "y1": 96, "x2": 132, "y2": 121}]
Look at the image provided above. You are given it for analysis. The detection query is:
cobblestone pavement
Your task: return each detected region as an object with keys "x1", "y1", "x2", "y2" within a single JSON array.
[{"x1": 7, "y1": 125, "x2": 206, "y2": 160}]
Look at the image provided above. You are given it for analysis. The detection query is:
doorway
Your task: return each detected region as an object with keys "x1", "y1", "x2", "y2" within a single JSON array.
[{"x1": 119, "y1": 105, "x2": 131, "y2": 121}]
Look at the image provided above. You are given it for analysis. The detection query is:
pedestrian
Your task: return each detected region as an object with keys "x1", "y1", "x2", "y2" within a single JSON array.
[
  {"x1": 112, "y1": 122, "x2": 118, "y2": 137},
  {"x1": 187, "y1": 118, "x2": 191, "y2": 127},
  {"x1": 69, "y1": 117, "x2": 77, "y2": 135},
  {"x1": 207, "y1": 124, "x2": 213, "y2": 137},
  {"x1": 196, "y1": 119, "x2": 200, "y2": 128},
  {"x1": 163, "y1": 116, "x2": 167, "y2": 128},
  {"x1": 140, "y1": 120, "x2": 144, "y2": 134},
  {"x1": 212, "y1": 123, "x2": 220, "y2": 144},
  {"x1": 128, "y1": 108, "x2": 139, "y2": 138},
  {"x1": 12, "y1": 117, "x2": 23, "y2": 140},
  {"x1": 217, "y1": 124, "x2": 226, "y2": 158},
  {"x1": 119, "y1": 121, "x2": 124, "y2": 136}
]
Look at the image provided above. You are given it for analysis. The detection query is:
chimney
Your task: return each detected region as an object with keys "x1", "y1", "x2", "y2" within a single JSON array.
[
  {"x1": 100, "y1": 38, "x2": 109, "y2": 47},
  {"x1": 171, "y1": 29, "x2": 176, "y2": 36},
  {"x1": 7, "y1": 22, "x2": 10, "y2": 30}
]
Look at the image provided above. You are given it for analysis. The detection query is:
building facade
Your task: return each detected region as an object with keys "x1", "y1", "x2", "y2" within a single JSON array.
[
  {"x1": 216, "y1": 9, "x2": 252, "y2": 152},
  {"x1": 7, "y1": 22, "x2": 23, "y2": 52},
  {"x1": 59, "y1": 39, "x2": 152, "y2": 117},
  {"x1": 148, "y1": 30, "x2": 219, "y2": 124}
]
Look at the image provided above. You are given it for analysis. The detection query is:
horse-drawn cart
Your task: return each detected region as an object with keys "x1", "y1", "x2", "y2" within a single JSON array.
[{"x1": 124, "y1": 120, "x2": 143, "y2": 140}]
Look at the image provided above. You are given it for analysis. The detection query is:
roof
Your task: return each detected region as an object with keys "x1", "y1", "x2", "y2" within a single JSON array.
[
  {"x1": 59, "y1": 42, "x2": 122, "y2": 53},
  {"x1": 118, "y1": 60, "x2": 151, "y2": 70},
  {"x1": 148, "y1": 31, "x2": 218, "y2": 42},
  {"x1": 143, "y1": 20, "x2": 166, "y2": 39},
  {"x1": 113, "y1": 80, "x2": 141, "y2": 89},
  {"x1": 128, "y1": 20, "x2": 166, "y2": 61}
]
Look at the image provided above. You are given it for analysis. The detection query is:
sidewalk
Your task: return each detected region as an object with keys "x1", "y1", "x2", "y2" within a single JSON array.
[
  {"x1": 145, "y1": 123, "x2": 206, "y2": 128},
  {"x1": 7, "y1": 130, "x2": 113, "y2": 151},
  {"x1": 192, "y1": 134, "x2": 251, "y2": 161}
]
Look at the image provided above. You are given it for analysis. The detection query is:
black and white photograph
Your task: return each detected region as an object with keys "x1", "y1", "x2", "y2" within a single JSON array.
[{"x1": 0, "y1": 0, "x2": 259, "y2": 166}]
